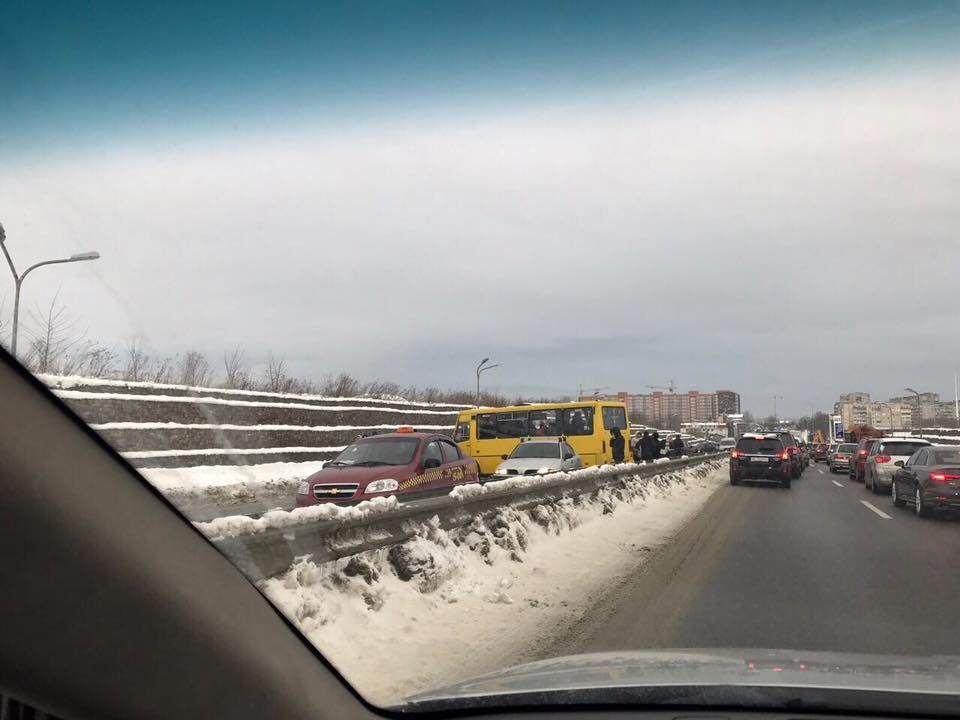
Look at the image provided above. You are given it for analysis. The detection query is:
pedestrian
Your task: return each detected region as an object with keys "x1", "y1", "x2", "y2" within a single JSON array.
[
  {"x1": 651, "y1": 431, "x2": 661, "y2": 461},
  {"x1": 670, "y1": 434, "x2": 684, "y2": 458},
  {"x1": 610, "y1": 427, "x2": 625, "y2": 463},
  {"x1": 640, "y1": 430, "x2": 654, "y2": 463}
]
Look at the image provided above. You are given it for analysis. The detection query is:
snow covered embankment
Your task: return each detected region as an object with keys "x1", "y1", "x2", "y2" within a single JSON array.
[{"x1": 263, "y1": 459, "x2": 727, "y2": 705}]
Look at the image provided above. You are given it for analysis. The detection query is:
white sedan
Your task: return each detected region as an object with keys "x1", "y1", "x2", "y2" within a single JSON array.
[{"x1": 494, "y1": 438, "x2": 582, "y2": 477}]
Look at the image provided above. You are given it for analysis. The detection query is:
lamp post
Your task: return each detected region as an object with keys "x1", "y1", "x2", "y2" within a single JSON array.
[
  {"x1": 772, "y1": 394, "x2": 784, "y2": 427},
  {"x1": 0, "y1": 223, "x2": 101, "y2": 358},
  {"x1": 476, "y1": 357, "x2": 499, "y2": 408},
  {"x1": 905, "y1": 387, "x2": 922, "y2": 439}
]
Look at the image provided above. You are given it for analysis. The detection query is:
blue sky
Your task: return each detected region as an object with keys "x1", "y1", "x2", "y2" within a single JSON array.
[
  {"x1": 4, "y1": 1, "x2": 957, "y2": 153},
  {"x1": 2, "y1": 1, "x2": 960, "y2": 415}
]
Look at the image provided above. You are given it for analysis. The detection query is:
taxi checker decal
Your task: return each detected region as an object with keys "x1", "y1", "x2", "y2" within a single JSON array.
[{"x1": 398, "y1": 465, "x2": 467, "y2": 491}]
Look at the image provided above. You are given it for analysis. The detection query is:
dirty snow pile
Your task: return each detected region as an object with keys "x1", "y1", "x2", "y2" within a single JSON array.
[
  {"x1": 196, "y1": 495, "x2": 399, "y2": 541},
  {"x1": 141, "y1": 460, "x2": 326, "y2": 498},
  {"x1": 261, "y1": 459, "x2": 726, "y2": 705}
]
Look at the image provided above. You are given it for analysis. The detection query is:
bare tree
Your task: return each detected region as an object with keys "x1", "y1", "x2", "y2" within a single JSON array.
[
  {"x1": 177, "y1": 350, "x2": 213, "y2": 388},
  {"x1": 222, "y1": 347, "x2": 252, "y2": 389},
  {"x1": 23, "y1": 293, "x2": 89, "y2": 375},
  {"x1": 152, "y1": 355, "x2": 175, "y2": 384},
  {"x1": 322, "y1": 372, "x2": 360, "y2": 397},
  {"x1": 122, "y1": 337, "x2": 151, "y2": 381},
  {"x1": 82, "y1": 346, "x2": 117, "y2": 378},
  {"x1": 263, "y1": 354, "x2": 292, "y2": 393}
]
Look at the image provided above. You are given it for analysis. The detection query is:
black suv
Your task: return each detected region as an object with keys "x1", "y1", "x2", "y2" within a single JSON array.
[
  {"x1": 730, "y1": 433, "x2": 792, "y2": 489},
  {"x1": 766, "y1": 430, "x2": 801, "y2": 478}
]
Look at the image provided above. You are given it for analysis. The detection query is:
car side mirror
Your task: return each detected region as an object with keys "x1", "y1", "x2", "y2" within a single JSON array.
[
  {"x1": 500, "y1": 454, "x2": 508, "y2": 460},
  {"x1": 563, "y1": 453, "x2": 574, "y2": 460},
  {"x1": 423, "y1": 457, "x2": 441, "y2": 470},
  {"x1": 894, "y1": 460, "x2": 904, "y2": 467}
]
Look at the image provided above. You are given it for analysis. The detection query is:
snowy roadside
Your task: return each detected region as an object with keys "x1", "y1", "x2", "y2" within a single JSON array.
[
  {"x1": 262, "y1": 460, "x2": 727, "y2": 706},
  {"x1": 140, "y1": 461, "x2": 326, "y2": 520}
]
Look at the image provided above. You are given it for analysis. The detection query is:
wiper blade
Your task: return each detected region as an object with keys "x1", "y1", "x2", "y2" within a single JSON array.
[
  {"x1": 352, "y1": 460, "x2": 388, "y2": 466},
  {"x1": 325, "y1": 460, "x2": 350, "y2": 466}
]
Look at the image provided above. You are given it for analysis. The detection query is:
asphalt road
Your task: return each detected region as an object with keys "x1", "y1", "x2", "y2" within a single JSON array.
[{"x1": 547, "y1": 460, "x2": 960, "y2": 658}]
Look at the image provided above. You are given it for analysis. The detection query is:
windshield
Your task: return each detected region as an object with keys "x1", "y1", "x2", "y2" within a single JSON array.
[
  {"x1": 331, "y1": 438, "x2": 419, "y2": 466},
  {"x1": 7, "y1": 0, "x2": 960, "y2": 715},
  {"x1": 509, "y1": 442, "x2": 560, "y2": 460}
]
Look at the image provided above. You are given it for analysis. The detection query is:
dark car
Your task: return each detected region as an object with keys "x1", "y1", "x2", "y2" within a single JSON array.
[
  {"x1": 850, "y1": 437, "x2": 880, "y2": 483},
  {"x1": 765, "y1": 430, "x2": 801, "y2": 478},
  {"x1": 892, "y1": 445, "x2": 960, "y2": 517},
  {"x1": 812, "y1": 443, "x2": 829, "y2": 462},
  {"x1": 829, "y1": 443, "x2": 857, "y2": 474},
  {"x1": 296, "y1": 429, "x2": 479, "y2": 505},
  {"x1": 729, "y1": 433, "x2": 792, "y2": 489}
]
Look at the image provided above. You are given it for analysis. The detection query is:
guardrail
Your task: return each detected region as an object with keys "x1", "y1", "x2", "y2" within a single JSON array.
[{"x1": 213, "y1": 454, "x2": 724, "y2": 582}]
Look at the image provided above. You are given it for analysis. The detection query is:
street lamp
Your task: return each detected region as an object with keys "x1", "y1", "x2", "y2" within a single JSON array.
[
  {"x1": 476, "y1": 357, "x2": 499, "y2": 407},
  {"x1": 772, "y1": 394, "x2": 784, "y2": 427},
  {"x1": 905, "y1": 387, "x2": 922, "y2": 439},
  {"x1": 0, "y1": 223, "x2": 101, "y2": 358}
]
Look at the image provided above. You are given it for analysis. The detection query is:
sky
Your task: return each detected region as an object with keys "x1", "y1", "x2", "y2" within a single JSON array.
[{"x1": 2, "y1": 0, "x2": 960, "y2": 416}]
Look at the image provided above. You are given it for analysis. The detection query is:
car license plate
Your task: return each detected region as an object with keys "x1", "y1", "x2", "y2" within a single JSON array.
[{"x1": 750, "y1": 457, "x2": 768, "y2": 463}]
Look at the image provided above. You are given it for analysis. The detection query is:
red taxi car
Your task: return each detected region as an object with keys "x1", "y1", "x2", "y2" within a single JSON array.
[{"x1": 296, "y1": 428, "x2": 479, "y2": 505}]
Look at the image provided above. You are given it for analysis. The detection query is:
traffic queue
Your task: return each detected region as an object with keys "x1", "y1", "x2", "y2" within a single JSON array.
[{"x1": 298, "y1": 400, "x2": 644, "y2": 506}]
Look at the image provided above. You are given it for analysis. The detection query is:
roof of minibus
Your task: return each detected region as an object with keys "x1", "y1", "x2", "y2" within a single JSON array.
[{"x1": 456, "y1": 400, "x2": 627, "y2": 417}]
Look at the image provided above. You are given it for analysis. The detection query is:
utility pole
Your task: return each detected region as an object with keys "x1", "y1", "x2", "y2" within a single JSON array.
[
  {"x1": 0, "y1": 222, "x2": 101, "y2": 358},
  {"x1": 772, "y1": 394, "x2": 783, "y2": 427}
]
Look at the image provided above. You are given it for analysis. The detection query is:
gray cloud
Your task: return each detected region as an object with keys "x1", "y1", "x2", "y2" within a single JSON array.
[{"x1": 2, "y1": 67, "x2": 960, "y2": 415}]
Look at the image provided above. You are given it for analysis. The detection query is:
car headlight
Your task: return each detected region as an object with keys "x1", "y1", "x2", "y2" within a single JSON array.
[
  {"x1": 365, "y1": 478, "x2": 399, "y2": 494},
  {"x1": 495, "y1": 467, "x2": 510, "y2": 475},
  {"x1": 537, "y1": 467, "x2": 556, "y2": 475},
  {"x1": 297, "y1": 481, "x2": 310, "y2": 495}
]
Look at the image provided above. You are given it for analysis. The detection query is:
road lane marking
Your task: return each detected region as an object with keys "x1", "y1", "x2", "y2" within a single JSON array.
[
  {"x1": 817, "y1": 468, "x2": 824, "y2": 475},
  {"x1": 861, "y1": 500, "x2": 892, "y2": 520},
  {"x1": 832, "y1": 480, "x2": 844, "y2": 488}
]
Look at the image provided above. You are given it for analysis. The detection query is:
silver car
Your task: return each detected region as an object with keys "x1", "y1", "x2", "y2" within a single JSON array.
[
  {"x1": 494, "y1": 438, "x2": 582, "y2": 477},
  {"x1": 864, "y1": 437, "x2": 931, "y2": 494}
]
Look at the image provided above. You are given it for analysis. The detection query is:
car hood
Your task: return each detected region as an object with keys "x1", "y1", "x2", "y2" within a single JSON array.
[
  {"x1": 496, "y1": 457, "x2": 562, "y2": 472},
  {"x1": 307, "y1": 465, "x2": 404, "y2": 484},
  {"x1": 400, "y1": 649, "x2": 960, "y2": 714}
]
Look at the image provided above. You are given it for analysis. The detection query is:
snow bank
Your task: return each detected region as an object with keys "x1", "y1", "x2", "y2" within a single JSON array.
[
  {"x1": 125, "y1": 445, "x2": 346, "y2": 459},
  {"x1": 141, "y1": 460, "x2": 328, "y2": 494},
  {"x1": 260, "y1": 460, "x2": 726, "y2": 705},
  {"x1": 197, "y1": 495, "x2": 399, "y2": 541},
  {"x1": 92, "y1": 421, "x2": 453, "y2": 432},
  {"x1": 53, "y1": 389, "x2": 461, "y2": 415},
  {"x1": 40, "y1": 373, "x2": 468, "y2": 409}
]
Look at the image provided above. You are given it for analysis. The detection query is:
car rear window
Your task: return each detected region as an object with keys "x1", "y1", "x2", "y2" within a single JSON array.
[
  {"x1": 879, "y1": 441, "x2": 929, "y2": 456},
  {"x1": 837, "y1": 444, "x2": 856, "y2": 452},
  {"x1": 931, "y1": 449, "x2": 960, "y2": 465},
  {"x1": 737, "y1": 437, "x2": 783, "y2": 454}
]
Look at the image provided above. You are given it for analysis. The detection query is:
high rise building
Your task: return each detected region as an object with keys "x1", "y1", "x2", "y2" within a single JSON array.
[{"x1": 591, "y1": 390, "x2": 736, "y2": 426}]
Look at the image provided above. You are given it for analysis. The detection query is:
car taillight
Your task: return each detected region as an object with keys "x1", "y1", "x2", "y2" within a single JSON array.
[
  {"x1": 779, "y1": 451, "x2": 789, "y2": 460},
  {"x1": 930, "y1": 472, "x2": 960, "y2": 482},
  {"x1": 858, "y1": 449, "x2": 868, "y2": 457},
  {"x1": 789, "y1": 446, "x2": 798, "y2": 454},
  {"x1": 731, "y1": 449, "x2": 742, "y2": 458},
  {"x1": 875, "y1": 455, "x2": 891, "y2": 464}
]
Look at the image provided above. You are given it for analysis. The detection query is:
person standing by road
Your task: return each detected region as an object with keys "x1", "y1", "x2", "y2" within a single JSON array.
[
  {"x1": 651, "y1": 431, "x2": 661, "y2": 461},
  {"x1": 610, "y1": 427, "x2": 625, "y2": 463},
  {"x1": 669, "y1": 434, "x2": 684, "y2": 458},
  {"x1": 639, "y1": 430, "x2": 653, "y2": 463}
]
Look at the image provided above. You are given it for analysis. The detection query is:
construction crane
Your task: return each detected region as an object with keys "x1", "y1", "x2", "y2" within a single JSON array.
[
  {"x1": 646, "y1": 379, "x2": 676, "y2": 393},
  {"x1": 578, "y1": 385, "x2": 610, "y2": 399}
]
